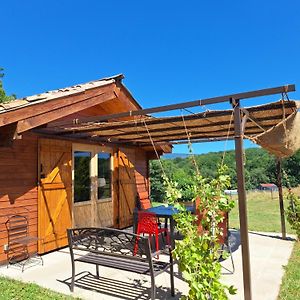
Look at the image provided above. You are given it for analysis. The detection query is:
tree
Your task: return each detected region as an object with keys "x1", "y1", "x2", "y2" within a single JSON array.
[
  {"x1": 150, "y1": 148, "x2": 300, "y2": 202},
  {"x1": 0, "y1": 67, "x2": 16, "y2": 103}
]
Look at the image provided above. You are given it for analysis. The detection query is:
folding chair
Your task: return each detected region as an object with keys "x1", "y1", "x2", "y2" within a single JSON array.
[{"x1": 5, "y1": 215, "x2": 43, "y2": 271}]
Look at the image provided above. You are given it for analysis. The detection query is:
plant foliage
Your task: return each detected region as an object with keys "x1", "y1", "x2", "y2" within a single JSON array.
[
  {"x1": 286, "y1": 190, "x2": 300, "y2": 240},
  {"x1": 164, "y1": 164, "x2": 236, "y2": 299},
  {"x1": 0, "y1": 67, "x2": 16, "y2": 103}
]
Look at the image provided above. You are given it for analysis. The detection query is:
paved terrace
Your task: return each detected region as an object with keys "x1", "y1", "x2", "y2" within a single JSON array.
[{"x1": 0, "y1": 230, "x2": 295, "y2": 300}]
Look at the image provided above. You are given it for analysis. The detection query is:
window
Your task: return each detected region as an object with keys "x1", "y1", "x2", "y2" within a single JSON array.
[
  {"x1": 97, "y1": 152, "x2": 112, "y2": 200},
  {"x1": 73, "y1": 146, "x2": 113, "y2": 204},
  {"x1": 74, "y1": 151, "x2": 91, "y2": 203}
]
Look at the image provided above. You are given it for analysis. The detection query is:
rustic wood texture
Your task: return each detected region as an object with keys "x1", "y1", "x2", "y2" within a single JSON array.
[
  {"x1": 95, "y1": 201, "x2": 113, "y2": 227},
  {"x1": 0, "y1": 134, "x2": 38, "y2": 263},
  {"x1": 0, "y1": 83, "x2": 116, "y2": 128},
  {"x1": 73, "y1": 203, "x2": 93, "y2": 228},
  {"x1": 17, "y1": 90, "x2": 116, "y2": 134},
  {"x1": 38, "y1": 138, "x2": 72, "y2": 253},
  {"x1": 118, "y1": 148, "x2": 137, "y2": 228},
  {"x1": 135, "y1": 149, "x2": 149, "y2": 195},
  {"x1": 113, "y1": 150, "x2": 119, "y2": 227},
  {"x1": 117, "y1": 148, "x2": 149, "y2": 228}
]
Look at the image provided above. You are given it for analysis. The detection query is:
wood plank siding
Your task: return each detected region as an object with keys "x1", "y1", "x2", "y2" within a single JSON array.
[
  {"x1": 117, "y1": 148, "x2": 149, "y2": 228},
  {"x1": 0, "y1": 135, "x2": 150, "y2": 263},
  {"x1": 0, "y1": 134, "x2": 38, "y2": 263}
]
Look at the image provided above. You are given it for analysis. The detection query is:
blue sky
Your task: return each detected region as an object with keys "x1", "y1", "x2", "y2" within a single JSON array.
[{"x1": 2, "y1": 1, "x2": 300, "y2": 154}]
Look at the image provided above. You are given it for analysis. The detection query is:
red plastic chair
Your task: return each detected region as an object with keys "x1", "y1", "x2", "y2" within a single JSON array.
[{"x1": 134, "y1": 211, "x2": 170, "y2": 257}]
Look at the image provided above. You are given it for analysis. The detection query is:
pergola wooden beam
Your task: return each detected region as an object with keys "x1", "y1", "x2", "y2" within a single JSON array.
[
  {"x1": 71, "y1": 84, "x2": 295, "y2": 124},
  {"x1": 56, "y1": 101, "x2": 294, "y2": 136},
  {"x1": 276, "y1": 159, "x2": 287, "y2": 239},
  {"x1": 85, "y1": 124, "x2": 275, "y2": 142},
  {"x1": 233, "y1": 99, "x2": 252, "y2": 300},
  {"x1": 87, "y1": 116, "x2": 282, "y2": 138}
]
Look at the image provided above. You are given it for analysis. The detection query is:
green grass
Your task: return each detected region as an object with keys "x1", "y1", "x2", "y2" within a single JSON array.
[
  {"x1": 229, "y1": 190, "x2": 295, "y2": 234},
  {"x1": 278, "y1": 241, "x2": 300, "y2": 300},
  {"x1": 0, "y1": 276, "x2": 80, "y2": 300}
]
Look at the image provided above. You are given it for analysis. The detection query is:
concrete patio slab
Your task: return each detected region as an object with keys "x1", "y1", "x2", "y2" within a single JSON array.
[{"x1": 0, "y1": 230, "x2": 295, "y2": 300}]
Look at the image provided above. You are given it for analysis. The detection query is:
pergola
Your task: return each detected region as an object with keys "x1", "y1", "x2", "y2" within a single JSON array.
[{"x1": 35, "y1": 84, "x2": 299, "y2": 300}]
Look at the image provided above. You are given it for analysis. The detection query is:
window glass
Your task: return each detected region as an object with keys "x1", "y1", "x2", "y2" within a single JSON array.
[
  {"x1": 74, "y1": 151, "x2": 91, "y2": 203},
  {"x1": 97, "y1": 152, "x2": 112, "y2": 200}
]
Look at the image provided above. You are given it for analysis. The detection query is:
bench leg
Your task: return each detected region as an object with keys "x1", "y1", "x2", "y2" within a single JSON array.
[
  {"x1": 170, "y1": 249, "x2": 175, "y2": 297},
  {"x1": 149, "y1": 255, "x2": 156, "y2": 300},
  {"x1": 96, "y1": 265, "x2": 100, "y2": 278},
  {"x1": 150, "y1": 278, "x2": 156, "y2": 300},
  {"x1": 70, "y1": 261, "x2": 75, "y2": 292}
]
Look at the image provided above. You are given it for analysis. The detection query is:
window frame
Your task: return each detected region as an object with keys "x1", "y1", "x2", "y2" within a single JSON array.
[{"x1": 72, "y1": 144, "x2": 113, "y2": 207}]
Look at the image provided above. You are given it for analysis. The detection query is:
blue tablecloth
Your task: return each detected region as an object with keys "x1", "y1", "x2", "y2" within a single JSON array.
[{"x1": 146, "y1": 204, "x2": 194, "y2": 216}]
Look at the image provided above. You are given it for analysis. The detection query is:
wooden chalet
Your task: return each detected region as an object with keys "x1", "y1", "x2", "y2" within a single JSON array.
[
  {"x1": 0, "y1": 74, "x2": 171, "y2": 263},
  {"x1": 1, "y1": 76, "x2": 299, "y2": 300}
]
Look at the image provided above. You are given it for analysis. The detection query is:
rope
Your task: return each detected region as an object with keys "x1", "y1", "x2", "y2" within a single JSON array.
[
  {"x1": 221, "y1": 104, "x2": 236, "y2": 166},
  {"x1": 142, "y1": 119, "x2": 168, "y2": 179},
  {"x1": 181, "y1": 110, "x2": 200, "y2": 176},
  {"x1": 280, "y1": 95, "x2": 288, "y2": 148}
]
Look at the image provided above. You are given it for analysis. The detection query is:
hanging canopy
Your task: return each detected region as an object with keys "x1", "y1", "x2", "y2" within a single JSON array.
[{"x1": 39, "y1": 99, "x2": 300, "y2": 157}]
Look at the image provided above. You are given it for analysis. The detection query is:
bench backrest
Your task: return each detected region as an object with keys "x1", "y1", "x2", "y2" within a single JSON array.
[{"x1": 67, "y1": 227, "x2": 150, "y2": 260}]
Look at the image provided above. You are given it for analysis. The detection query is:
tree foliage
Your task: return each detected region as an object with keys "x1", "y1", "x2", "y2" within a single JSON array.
[
  {"x1": 0, "y1": 67, "x2": 16, "y2": 103},
  {"x1": 286, "y1": 191, "x2": 300, "y2": 240},
  {"x1": 150, "y1": 148, "x2": 300, "y2": 202}
]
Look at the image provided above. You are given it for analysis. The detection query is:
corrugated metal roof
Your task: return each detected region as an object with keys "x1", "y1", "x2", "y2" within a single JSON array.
[{"x1": 0, "y1": 74, "x2": 124, "y2": 114}]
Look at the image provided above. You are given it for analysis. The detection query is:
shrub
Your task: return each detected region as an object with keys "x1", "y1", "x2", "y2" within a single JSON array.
[{"x1": 286, "y1": 190, "x2": 300, "y2": 240}]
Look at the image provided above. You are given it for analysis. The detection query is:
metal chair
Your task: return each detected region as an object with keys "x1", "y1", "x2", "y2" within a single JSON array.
[{"x1": 5, "y1": 215, "x2": 43, "y2": 271}]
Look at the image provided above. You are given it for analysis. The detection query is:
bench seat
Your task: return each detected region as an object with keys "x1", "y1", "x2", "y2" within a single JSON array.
[{"x1": 67, "y1": 227, "x2": 174, "y2": 300}]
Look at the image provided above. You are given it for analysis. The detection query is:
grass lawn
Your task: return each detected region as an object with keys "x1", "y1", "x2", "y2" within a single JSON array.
[
  {"x1": 0, "y1": 276, "x2": 80, "y2": 300},
  {"x1": 278, "y1": 241, "x2": 300, "y2": 300},
  {"x1": 229, "y1": 188, "x2": 298, "y2": 234}
]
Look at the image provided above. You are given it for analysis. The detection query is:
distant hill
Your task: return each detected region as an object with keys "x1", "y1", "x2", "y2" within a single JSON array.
[
  {"x1": 150, "y1": 147, "x2": 300, "y2": 202},
  {"x1": 162, "y1": 153, "x2": 191, "y2": 159}
]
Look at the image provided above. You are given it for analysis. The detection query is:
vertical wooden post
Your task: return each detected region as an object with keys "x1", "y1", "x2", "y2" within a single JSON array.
[
  {"x1": 233, "y1": 99, "x2": 252, "y2": 300},
  {"x1": 276, "y1": 158, "x2": 287, "y2": 239}
]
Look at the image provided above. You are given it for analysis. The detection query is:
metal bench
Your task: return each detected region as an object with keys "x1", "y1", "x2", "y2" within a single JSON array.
[{"x1": 67, "y1": 227, "x2": 175, "y2": 300}]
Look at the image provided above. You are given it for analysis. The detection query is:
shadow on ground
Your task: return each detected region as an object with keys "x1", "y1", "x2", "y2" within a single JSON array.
[
  {"x1": 248, "y1": 231, "x2": 296, "y2": 241},
  {"x1": 58, "y1": 271, "x2": 183, "y2": 300}
]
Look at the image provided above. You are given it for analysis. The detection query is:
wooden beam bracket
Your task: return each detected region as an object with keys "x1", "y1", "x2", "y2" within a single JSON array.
[{"x1": 0, "y1": 122, "x2": 21, "y2": 147}]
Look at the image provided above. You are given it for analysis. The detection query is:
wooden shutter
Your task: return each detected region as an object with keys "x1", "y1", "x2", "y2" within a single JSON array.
[
  {"x1": 118, "y1": 148, "x2": 136, "y2": 228},
  {"x1": 38, "y1": 139, "x2": 72, "y2": 253}
]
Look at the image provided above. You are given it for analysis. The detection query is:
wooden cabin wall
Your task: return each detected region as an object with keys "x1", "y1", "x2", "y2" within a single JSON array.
[
  {"x1": 135, "y1": 149, "x2": 149, "y2": 195},
  {"x1": 0, "y1": 134, "x2": 38, "y2": 264},
  {"x1": 115, "y1": 147, "x2": 149, "y2": 229},
  {"x1": 0, "y1": 135, "x2": 151, "y2": 262}
]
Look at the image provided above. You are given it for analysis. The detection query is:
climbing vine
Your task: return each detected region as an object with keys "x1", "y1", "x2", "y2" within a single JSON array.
[{"x1": 164, "y1": 164, "x2": 236, "y2": 299}]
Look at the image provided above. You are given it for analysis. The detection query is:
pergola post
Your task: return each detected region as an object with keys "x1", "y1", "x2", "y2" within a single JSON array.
[
  {"x1": 233, "y1": 99, "x2": 252, "y2": 300},
  {"x1": 276, "y1": 158, "x2": 287, "y2": 239}
]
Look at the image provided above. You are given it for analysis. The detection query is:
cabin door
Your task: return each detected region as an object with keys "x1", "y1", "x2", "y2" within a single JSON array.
[
  {"x1": 38, "y1": 139, "x2": 72, "y2": 253},
  {"x1": 118, "y1": 148, "x2": 136, "y2": 228},
  {"x1": 72, "y1": 144, "x2": 114, "y2": 228}
]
